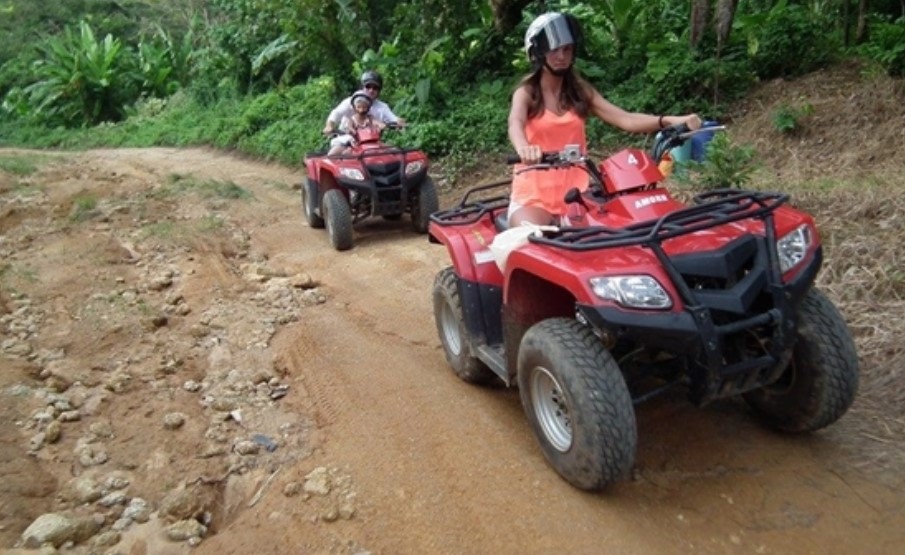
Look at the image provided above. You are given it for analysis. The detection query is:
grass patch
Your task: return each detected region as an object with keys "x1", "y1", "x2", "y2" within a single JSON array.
[
  {"x1": 0, "y1": 262, "x2": 38, "y2": 287},
  {"x1": 198, "y1": 215, "x2": 226, "y2": 232},
  {"x1": 70, "y1": 194, "x2": 99, "y2": 222},
  {"x1": 154, "y1": 173, "x2": 253, "y2": 201},
  {"x1": 0, "y1": 153, "x2": 49, "y2": 175},
  {"x1": 140, "y1": 220, "x2": 178, "y2": 240},
  {"x1": 265, "y1": 180, "x2": 293, "y2": 192}
]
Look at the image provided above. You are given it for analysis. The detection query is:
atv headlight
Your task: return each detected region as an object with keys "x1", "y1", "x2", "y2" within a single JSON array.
[
  {"x1": 776, "y1": 224, "x2": 813, "y2": 273},
  {"x1": 589, "y1": 275, "x2": 672, "y2": 309},
  {"x1": 405, "y1": 161, "x2": 424, "y2": 176},
  {"x1": 339, "y1": 168, "x2": 365, "y2": 181}
]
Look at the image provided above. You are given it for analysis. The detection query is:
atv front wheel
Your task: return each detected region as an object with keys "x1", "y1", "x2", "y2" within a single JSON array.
[
  {"x1": 411, "y1": 177, "x2": 439, "y2": 234},
  {"x1": 518, "y1": 318, "x2": 636, "y2": 491},
  {"x1": 323, "y1": 189, "x2": 353, "y2": 251},
  {"x1": 744, "y1": 287, "x2": 859, "y2": 432},
  {"x1": 432, "y1": 267, "x2": 496, "y2": 384},
  {"x1": 302, "y1": 178, "x2": 324, "y2": 229}
]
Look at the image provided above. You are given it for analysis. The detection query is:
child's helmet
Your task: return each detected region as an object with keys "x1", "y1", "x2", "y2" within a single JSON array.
[
  {"x1": 350, "y1": 90, "x2": 372, "y2": 111},
  {"x1": 524, "y1": 12, "x2": 582, "y2": 64}
]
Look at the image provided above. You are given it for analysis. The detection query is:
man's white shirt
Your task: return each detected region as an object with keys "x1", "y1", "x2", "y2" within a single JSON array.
[{"x1": 327, "y1": 97, "x2": 398, "y2": 127}]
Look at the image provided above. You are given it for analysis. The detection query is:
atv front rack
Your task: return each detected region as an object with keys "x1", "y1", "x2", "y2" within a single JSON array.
[
  {"x1": 531, "y1": 189, "x2": 789, "y2": 251},
  {"x1": 331, "y1": 146, "x2": 424, "y2": 161}
]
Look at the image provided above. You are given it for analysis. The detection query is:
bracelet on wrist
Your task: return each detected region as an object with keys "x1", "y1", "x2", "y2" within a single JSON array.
[{"x1": 658, "y1": 115, "x2": 666, "y2": 129}]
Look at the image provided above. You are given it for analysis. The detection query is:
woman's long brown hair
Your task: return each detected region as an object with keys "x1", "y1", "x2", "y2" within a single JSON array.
[{"x1": 518, "y1": 66, "x2": 593, "y2": 120}]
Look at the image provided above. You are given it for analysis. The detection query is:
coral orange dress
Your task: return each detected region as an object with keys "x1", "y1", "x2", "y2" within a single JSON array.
[{"x1": 511, "y1": 109, "x2": 588, "y2": 216}]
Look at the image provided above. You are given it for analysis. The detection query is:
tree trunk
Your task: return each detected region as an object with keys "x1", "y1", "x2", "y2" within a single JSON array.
[
  {"x1": 690, "y1": 0, "x2": 710, "y2": 47},
  {"x1": 856, "y1": 0, "x2": 870, "y2": 43},
  {"x1": 489, "y1": 0, "x2": 534, "y2": 34},
  {"x1": 715, "y1": 0, "x2": 738, "y2": 48}
]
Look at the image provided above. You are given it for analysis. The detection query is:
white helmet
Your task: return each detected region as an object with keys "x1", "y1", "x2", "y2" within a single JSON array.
[{"x1": 524, "y1": 12, "x2": 582, "y2": 64}]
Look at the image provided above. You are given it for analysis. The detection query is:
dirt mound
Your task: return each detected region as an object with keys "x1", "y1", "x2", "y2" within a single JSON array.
[{"x1": 729, "y1": 59, "x2": 905, "y2": 182}]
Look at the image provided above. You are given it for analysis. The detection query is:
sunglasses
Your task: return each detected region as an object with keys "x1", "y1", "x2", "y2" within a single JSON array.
[{"x1": 364, "y1": 84, "x2": 381, "y2": 91}]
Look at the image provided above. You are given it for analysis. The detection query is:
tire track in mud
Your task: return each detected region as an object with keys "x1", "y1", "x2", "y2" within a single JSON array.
[{"x1": 277, "y1": 309, "x2": 358, "y2": 430}]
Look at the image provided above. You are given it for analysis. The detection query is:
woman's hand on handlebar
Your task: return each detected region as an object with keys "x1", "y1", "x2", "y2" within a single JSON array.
[
  {"x1": 515, "y1": 144, "x2": 542, "y2": 164},
  {"x1": 679, "y1": 114, "x2": 702, "y2": 131}
]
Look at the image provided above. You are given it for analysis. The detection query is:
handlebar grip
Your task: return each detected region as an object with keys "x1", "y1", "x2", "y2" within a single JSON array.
[{"x1": 506, "y1": 153, "x2": 521, "y2": 165}]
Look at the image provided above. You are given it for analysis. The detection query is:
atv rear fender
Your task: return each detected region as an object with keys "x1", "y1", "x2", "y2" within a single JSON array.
[{"x1": 428, "y1": 213, "x2": 505, "y2": 286}]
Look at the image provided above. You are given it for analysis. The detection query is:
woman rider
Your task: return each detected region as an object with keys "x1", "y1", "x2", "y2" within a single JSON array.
[{"x1": 508, "y1": 12, "x2": 702, "y2": 227}]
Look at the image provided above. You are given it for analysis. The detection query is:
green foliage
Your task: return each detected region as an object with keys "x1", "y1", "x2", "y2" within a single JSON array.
[
  {"x1": 137, "y1": 24, "x2": 195, "y2": 98},
  {"x1": 772, "y1": 101, "x2": 814, "y2": 134},
  {"x1": 856, "y1": 18, "x2": 905, "y2": 77},
  {"x1": 20, "y1": 21, "x2": 138, "y2": 126},
  {"x1": 677, "y1": 133, "x2": 758, "y2": 191},
  {"x1": 738, "y1": 1, "x2": 839, "y2": 79},
  {"x1": 0, "y1": 0, "x2": 894, "y2": 175},
  {"x1": 401, "y1": 79, "x2": 510, "y2": 158},
  {"x1": 235, "y1": 78, "x2": 335, "y2": 163}
]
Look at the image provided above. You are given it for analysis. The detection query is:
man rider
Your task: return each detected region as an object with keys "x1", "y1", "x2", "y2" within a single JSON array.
[{"x1": 322, "y1": 70, "x2": 404, "y2": 135}]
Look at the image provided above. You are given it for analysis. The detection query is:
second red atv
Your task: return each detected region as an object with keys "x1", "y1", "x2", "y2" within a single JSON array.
[
  {"x1": 428, "y1": 126, "x2": 859, "y2": 491},
  {"x1": 302, "y1": 124, "x2": 438, "y2": 250}
]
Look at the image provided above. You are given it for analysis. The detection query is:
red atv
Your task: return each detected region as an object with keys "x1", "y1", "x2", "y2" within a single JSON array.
[
  {"x1": 428, "y1": 126, "x2": 859, "y2": 491},
  {"x1": 302, "y1": 123, "x2": 438, "y2": 250}
]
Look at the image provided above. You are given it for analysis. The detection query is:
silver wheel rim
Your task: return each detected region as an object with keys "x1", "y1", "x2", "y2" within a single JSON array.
[
  {"x1": 439, "y1": 300, "x2": 462, "y2": 356},
  {"x1": 530, "y1": 366, "x2": 572, "y2": 452},
  {"x1": 303, "y1": 187, "x2": 313, "y2": 219},
  {"x1": 325, "y1": 201, "x2": 334, "y2": 235}
]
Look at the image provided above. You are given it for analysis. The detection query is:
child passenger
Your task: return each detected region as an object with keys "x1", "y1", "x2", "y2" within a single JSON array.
[{"x1": 327, "y1": 90, "x2": 386, "y2": 156}]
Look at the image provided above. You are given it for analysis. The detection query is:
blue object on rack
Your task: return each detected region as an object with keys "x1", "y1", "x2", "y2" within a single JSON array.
[{"x1": 690, "y1": 120, "x2": 720, "y2": 162}]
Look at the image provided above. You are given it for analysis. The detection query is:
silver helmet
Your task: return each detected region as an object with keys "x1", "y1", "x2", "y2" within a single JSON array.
[{"x1": 524, "y1": 12, "x2": 582, "y2": 64}]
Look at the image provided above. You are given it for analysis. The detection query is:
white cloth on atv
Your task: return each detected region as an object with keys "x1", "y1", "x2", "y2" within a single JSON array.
[
  {"x1": 489, "y1": 223, "x2": 558, "y2": 272},
  {"x1": 327, "y1": 97, "x2": 399, "y2": 127},
  {"x1": 330, "y1": 134, "x2": 355, "y2": 148}
]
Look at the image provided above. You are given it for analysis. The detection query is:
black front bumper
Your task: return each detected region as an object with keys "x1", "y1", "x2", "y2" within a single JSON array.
[{"x1": 578, "y1": 245, "x2": 822, "y2": 405}]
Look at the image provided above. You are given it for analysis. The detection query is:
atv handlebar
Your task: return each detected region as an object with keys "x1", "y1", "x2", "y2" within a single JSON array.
[
  {"x1": 652, "y1": 123, "x2": 726, "y2": 163},
  {"x1": 506, "y1": 144, "x2": 584, "y2": 166}
]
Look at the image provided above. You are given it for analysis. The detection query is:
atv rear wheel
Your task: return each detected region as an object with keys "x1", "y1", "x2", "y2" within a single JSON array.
[
  {"x1": 518, "y1": 318, "x2": 636, "y2": 491},
  {"x1": 744, "y1": 287, "x2": 859, "y2": 432},
  {"x1": 432, "y1": 267, "x2": 496, "y2": 384},
  {"x1": 302, "y1": 178, "x2": 324, "y2": 229},
  {"x1": 411, "y1": 177, "x2": 439, "y2": 234},
  {"x1": 323, "y1": 189, "x2": 353, "y2": 251}
]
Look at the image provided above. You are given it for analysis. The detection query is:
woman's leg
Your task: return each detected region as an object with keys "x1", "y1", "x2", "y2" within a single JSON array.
[{"x1": 509, "y1": 205, "x2": 556, "y2": 227}]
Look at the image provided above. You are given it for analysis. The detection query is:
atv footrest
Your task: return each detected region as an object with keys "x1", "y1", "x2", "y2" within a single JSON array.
[{"x1": 476, "y1": 344, "x2": 508, "y2": 385}]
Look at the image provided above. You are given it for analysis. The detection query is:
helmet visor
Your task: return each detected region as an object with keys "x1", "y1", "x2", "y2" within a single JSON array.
[{"x1": 538, "y1": 15, "x2": 575, "y2": 53}]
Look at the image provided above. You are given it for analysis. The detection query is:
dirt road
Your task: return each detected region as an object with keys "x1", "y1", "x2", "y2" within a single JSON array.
[{"x1": 1, "y1": 148, "x2": 902, "y2": 555}]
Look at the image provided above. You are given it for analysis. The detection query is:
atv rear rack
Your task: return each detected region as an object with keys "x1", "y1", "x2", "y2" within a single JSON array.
[
  {"x1": 531, "y1": 189, "x2": 789, "y2": 251},
  {"x1": 430, "y1": 180, "x2": 511, "y2": 225}
]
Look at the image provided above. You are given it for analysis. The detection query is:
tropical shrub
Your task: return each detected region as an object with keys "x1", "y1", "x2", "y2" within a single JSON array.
[
  {"x1": 740, "y1": 1, "x2": 840, "y2": 79},
  {"x1": 857, "y1": 17, "x2": 905, "y2": 77},
  {"x1": 20, "y1": 21, "x2": 139, "y2": 126}
]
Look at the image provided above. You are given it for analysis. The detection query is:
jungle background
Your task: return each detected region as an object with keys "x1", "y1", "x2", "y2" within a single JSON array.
[{"x1": 0, "y1": 0, "x2": 903, "y2": 172}]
